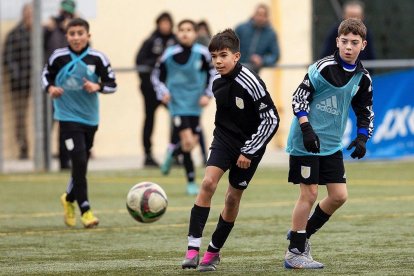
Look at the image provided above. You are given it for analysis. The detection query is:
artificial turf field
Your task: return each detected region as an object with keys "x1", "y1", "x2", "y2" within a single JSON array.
[{"x1": 1, "y1": 161, "x2": 413, "y2": 275}]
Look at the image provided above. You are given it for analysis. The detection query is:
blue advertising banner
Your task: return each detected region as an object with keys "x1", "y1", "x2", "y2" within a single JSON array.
[{"x1": 343, "y1": 69, "x2": 414, "y2": 159}]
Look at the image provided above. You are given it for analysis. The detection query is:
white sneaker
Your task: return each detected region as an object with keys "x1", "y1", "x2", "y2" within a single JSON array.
[
  {"x1": 284, "y1": 249, "x2": 324, "y2": 269},
  {"x1": 286, "y1": 230, "x2": 313, "y2": 260}
]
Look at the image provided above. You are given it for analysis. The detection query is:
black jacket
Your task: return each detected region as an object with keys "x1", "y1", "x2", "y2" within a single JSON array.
[
  {"x1": 3, "y1": 22, "x2": 31, "y2": 91},
  {"x1": 212, "y1": 62, "x2": 279, "y2": 158},
  {"x1": 135, "y1": 30, "x2": 176, "y2": 74}
]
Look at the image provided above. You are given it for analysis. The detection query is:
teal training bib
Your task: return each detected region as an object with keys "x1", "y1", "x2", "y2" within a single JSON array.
[{"x1": 286, "y1": 63, "x2": 363, "y2": 156}]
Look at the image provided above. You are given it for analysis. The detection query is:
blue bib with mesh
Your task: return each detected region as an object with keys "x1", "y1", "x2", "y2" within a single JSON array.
[
  {"x1": 286, "y1": 63, "x2": 363, "y2": 156},
  {"x1": 54, "y1": 48, "x2": 100, "y2": 126},
  {"x1": 164, "y1": 44, "x2": 207, "y2": 116}
]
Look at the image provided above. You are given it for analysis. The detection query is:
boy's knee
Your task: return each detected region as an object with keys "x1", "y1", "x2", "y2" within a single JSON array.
[
  {"x1": 331, "y1": 193, "x2": 348, "y2": 206},
  {"x1": 181, "y1": 141, "x2": 193, "y2": 152},
  {"x1": 300, "y1": 187, "x2": 318, "y2": 204},
  {"x1": 201, "y1": 176, "x2": 217, "y2": 194}
]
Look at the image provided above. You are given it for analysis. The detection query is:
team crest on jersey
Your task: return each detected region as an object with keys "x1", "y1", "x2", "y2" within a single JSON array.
[
  {"x1": 173, "y1": 116, "x2": 182, "y2": 127},
  {"x1": 63, "y1": 77, "x2": 81, "y2": 90},
  {"x1": 235, "y1": 97, "x2": 244, "y2": 109},
  {"x1": 87, "y1": 65, "x2": 96, "y2": 73},
  {"x1": 301, "y1": 166, "x2": 311, "y2": 179}
]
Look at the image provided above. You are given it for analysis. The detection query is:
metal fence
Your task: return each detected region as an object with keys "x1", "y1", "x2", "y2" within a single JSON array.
[{"x1": 1, "y1": 1, "x2": 414, "y2": 173}]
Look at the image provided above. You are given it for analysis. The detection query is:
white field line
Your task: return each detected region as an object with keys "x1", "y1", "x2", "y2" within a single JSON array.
[
  {"x1": 1, "y1": 195, "x2": 413, "y2": 220},
  {"x1": 1, "y1": 195, "x2": 414, "y2": 237}
]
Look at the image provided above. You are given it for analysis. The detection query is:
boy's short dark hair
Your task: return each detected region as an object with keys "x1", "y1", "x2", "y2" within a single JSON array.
[
  {"x1": 178, "y1": 19, "x2": 197, "y2": 31},
  {"x1": 197, "y1": 20, "x2": 211, "y2": 36},
  {"x1": 66, "y1": 18, "x2": 89, "y2": 33},
  {"x1": 338, "y1": 18, "x2": 367, "y2": 40},
  {"x1": 208, "y1": 29, "x2": 240, "y2": 53},
  {"x1": 156, "y1": 12, "x2": 173, "y2": 26}
]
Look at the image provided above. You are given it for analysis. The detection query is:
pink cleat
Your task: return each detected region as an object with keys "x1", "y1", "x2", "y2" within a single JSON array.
[
  {"x1": 198, "y1": 251, "x2": 221, "y2": 272},
  {"x1": 182, "y1": 249, "x2": 199, "y2": 269}
]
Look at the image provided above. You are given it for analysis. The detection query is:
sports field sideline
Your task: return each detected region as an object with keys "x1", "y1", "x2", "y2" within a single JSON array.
[{"x1": 0, "y1": 160, "x2": 413, "y2": 275}]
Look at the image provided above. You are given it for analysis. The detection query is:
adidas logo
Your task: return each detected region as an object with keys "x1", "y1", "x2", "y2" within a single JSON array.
[
  {"x1": 302, "y1": 79, "x2": 310, "y2": 87},
  {"x1": 315, "y1": 95, "x2": 340, "y2": 115},
  {"x1": 238, "y1": 181, "x2": 248, "y2": 187},
  {"x1": 63, "y1": 77, "x2": 82, "y2": 90},
  {"x1": 258, "y1": 102, "x2": 268, "y2": 110}
]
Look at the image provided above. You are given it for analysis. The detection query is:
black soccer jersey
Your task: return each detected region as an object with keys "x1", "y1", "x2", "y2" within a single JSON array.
[{"x1": 212, "y1": 62, "x2": 279, "y2": 158}]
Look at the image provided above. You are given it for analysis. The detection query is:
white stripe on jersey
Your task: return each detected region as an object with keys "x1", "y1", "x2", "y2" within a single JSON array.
[
  {"x1": 363, "y1": 70, "x2": 373, "y2": 92},
  {"x1": 41, "y1": 64, "x2": 50, "y2": 89},
  {"x1": 89, "y1": 49, "x2": 110, "y2": 67},
  {"x1": 159, "y1": 45, "x2": 184, "y2": 63},
  {"x1": 213, "y1": 72, "x2": 221, "y2": 82},
  {"x1": 235, "y1": 68, "x2": 266, "y2": 101},
  {"x1": 292, "y1": 87, "x2": 311, "y2": 114},
  {"x1": 48, "y1": 47, "x2": 70, "y2": 65},
  {"x1": 101, "y1": 85, "x2": 117, "y2": 94},
  {"x1": 317, "y1": 60, "x2": 337, "y2": 72},
  {"x1": 151, "y1": 64, "x2": 169, "y2": 100},
  {"x1": 241, "y1": 109, "x2": 278, "y2": 155},
  {"x1": 316, "y1": 55, "x2": 335, "y2": 69}
]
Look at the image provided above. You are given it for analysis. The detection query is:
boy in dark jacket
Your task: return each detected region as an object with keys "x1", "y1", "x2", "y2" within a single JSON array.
[{"x1": 136, "y1": 12, "x2": 176, "y2": 167}]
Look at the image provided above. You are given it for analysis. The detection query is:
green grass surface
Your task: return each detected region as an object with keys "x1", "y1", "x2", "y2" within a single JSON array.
[{"x1": 1, "y1": 161, "x2": 413, "y2": 275}]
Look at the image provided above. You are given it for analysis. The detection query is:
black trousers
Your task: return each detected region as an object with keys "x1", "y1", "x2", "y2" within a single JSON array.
[
  {"x1": 60, "y1": 121, "x2": 97, "y2": 212},
  {"x1": 10, "y1": 88, "x2": 30, "y2": 157},
  {"x1": 139, "y1": 72, "x2": 163, "y2": 156}
]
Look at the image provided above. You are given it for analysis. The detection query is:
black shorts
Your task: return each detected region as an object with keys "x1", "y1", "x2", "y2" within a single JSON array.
[
  {"x1": 206, "y1": 138, "x2": 264, "y2": 190},
  {"x1": 59, "y1": 121, "x2": 98, "y2": 155},
  {"x1": 172, "y1": 115, "x2": 201, "y2": 134},
  {"x1": 288, "y1": 150, "x2": 346, "y2": 185}
]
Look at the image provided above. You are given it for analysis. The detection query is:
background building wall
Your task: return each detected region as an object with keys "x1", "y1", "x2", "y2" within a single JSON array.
[{"x1": 1, "y1": 0, "x2": 312, "y2": 161}]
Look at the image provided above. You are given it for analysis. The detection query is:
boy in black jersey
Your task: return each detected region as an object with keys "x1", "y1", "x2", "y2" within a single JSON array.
[
  {"x1": 42, "y1": 18, "x2": 117, "y2": 228},
  {"x1": 181, "y1": 29, "x2": 279, "y2": 271},
  {"x1": 284, "y1": 18, "x2": 374, "y2": 269}
]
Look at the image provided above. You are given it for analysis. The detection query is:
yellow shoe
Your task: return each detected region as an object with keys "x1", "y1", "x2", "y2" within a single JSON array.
[
  {"x1": 81, "y1": 210, "x2": 99, "y2": 228},
  {"x1": 60, "y1": 193, "x2": 76, "y2": 227}
]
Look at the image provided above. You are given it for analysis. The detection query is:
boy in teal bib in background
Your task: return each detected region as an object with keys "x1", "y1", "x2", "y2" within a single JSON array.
[
  {"x1": 42, "y1": 18, "x2": 117, "y2": 228},
  {"x1": 151, "y1": 19, "x2": 214, "y2": 195}
]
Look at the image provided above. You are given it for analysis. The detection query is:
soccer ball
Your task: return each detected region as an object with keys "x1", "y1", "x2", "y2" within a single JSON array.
[{"x1": 126, "y1": 182, "x2": 168, "y2": 223}]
